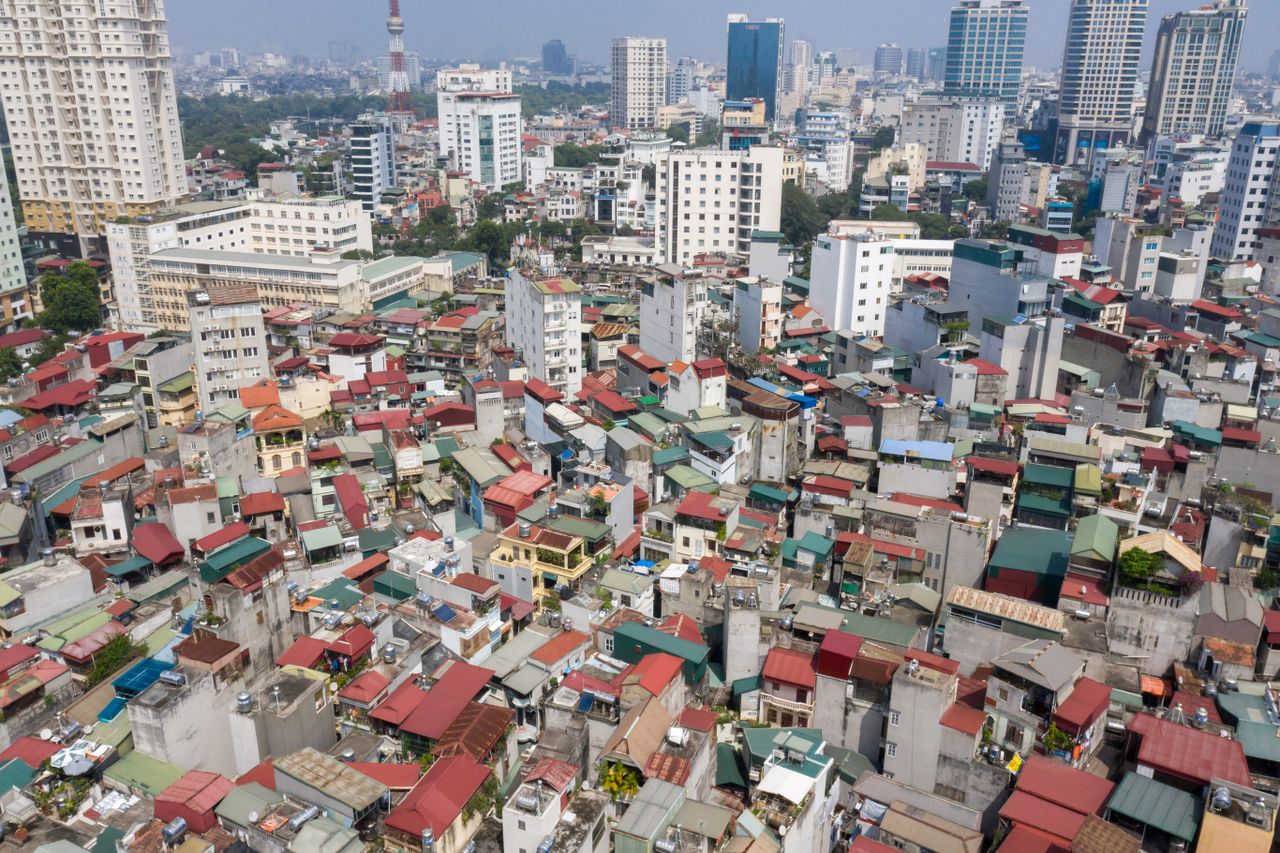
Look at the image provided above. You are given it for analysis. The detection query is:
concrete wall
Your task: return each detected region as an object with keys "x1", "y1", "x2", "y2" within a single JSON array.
[
  {"x1": 1060, "y1": 334, "x2": 1152, "y2": 399},
  {"x1": 941, "y1": 618, "x2": 1059, "y2": 677},
  {"x1": 131, "y1": 675, "x2": 238, "y2": 777},
  {"x1": 1104, "y1": 586, "x2": 1196, "y2": 676},
  {"x1": 813, "y1": 674, "x2": 887, "y2": 759}
]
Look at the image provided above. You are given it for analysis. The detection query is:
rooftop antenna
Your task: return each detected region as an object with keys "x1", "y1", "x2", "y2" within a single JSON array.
[{"x1": 386, "y1": 1, "x2": 413, "y2": 116}]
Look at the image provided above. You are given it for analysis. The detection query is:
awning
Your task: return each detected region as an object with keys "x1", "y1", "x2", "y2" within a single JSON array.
[
  {"x1": 543, "y1": 572, "x2": 559, "y2": 583},
  {"x1": 841, "y1": 582, "x2": 860, "y2": 595},
  {"x1": 106, "y1": 555, "x2": 152, "y2": 577},
  {"x1": 1140, "y1": 674, "x2": 1168, "y2": 696}
]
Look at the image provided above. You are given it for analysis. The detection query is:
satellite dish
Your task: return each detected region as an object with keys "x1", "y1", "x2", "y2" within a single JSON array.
[{"x1": 38, "y1": 729, "x2": 53, "y2": 741}]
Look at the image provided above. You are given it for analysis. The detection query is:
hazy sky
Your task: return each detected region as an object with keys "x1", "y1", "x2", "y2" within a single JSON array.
[{"x1": 168, "y1": 0, "x2": 1275, "y2": 70}]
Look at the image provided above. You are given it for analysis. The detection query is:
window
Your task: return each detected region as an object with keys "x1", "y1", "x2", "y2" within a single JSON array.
[
  {"x1": 885, "y1": 742, "x2": 897, "y2": 757},
  {"x1": 889, "y1": 711, "x2": 901, "y2": 726},
  {"x1": 206, "y1": 512, "x2": 216, "y2": 524}
]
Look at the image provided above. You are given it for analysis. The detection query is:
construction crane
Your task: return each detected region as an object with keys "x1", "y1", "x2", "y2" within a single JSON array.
[{"x1": 386, "y1": 0, "x2": 412, "y2": 115}]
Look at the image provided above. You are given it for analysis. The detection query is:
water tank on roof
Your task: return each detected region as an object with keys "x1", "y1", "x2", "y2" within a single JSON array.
[
  {"x1": 236, "y1": 692, "x2": 253, "y2": 714},
  {"x1": 288, "y1": 805, "x2": 321, "y2": 832},
  {"x1": 161, "y1": 818, "x2": 188, "y2": 846}
]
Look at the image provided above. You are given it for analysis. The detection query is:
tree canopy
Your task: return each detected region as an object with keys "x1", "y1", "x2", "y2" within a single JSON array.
[
  {"x1": 554, "y1": 143, "x2": 606, "y2": 168},
  {"x1": 39, "y1": 261, "x2": 102, "y2": 334},
  {"x1": 780, "y1": 183, "x2": 827, "y2": 249}
]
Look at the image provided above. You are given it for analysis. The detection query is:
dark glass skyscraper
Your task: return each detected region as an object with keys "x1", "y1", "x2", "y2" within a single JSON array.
[
  {"x1": 541, "y1": 39, "x2": 572, "y2": 76},
  {"x1": 725, "y1": 15, "x2": 784, "y2": 122}
]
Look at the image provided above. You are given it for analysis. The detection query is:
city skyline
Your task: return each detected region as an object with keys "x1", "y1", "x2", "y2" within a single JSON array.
[{"x1": 166, "y1": 0, "x2": 1277, "y2": 70}]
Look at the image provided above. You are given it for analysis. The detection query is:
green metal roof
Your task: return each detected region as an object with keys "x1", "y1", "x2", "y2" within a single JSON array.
[
  {"x1": 156, "y1": 372, "x2": 194, "y2": 393},
  {"x1": 749, "y1": 483, "x2": 793, "y2": 504},
  {"x1": 102, "y1": 750, "x2": 185, "y2": 797},
  {"x1": 1235, "y1": 720, "x2": 1280, "y2": 761},
  {"x1": 741, "y1": 727, "x2": 823, "y2": 765},
  {"x1": 1106, "y1": 772, "x2": 1200, "y2": 843},
  {"x1": 731, "y1": 674, "x2": 762, "y2": 696},
  {"x1": 1072, "y1": 514, "x2": 1119, "y2": 562},
  {"x1": 796, "y1": 530, "x2": 834, "y2": 558},
  {"x1": 12, "y1": 439, "x2": 100, "y2": 484},
  {"x1": 988, "y1": 527, "x2": 1072, "y2": 575},
  {"x1": 1023, "y1": 463, "x2": 1074, "y2": 488},
  {"x1": 1073, "y1": 463, "x2": 1102, "y2": 496},
  {"x1": 652, "y1": 446, "x2": 689, "y2": 466},
  {"x1": 310, "y1": 577, "x2": 367, "y2": 609},
  {"x1": 612, "y1": 622, "x2": 709, "y2": 684},
  {"x1": 547, "y1": 515, "x2": 610, "y2": 542},
  {"x1": 1172, "y1": 420, "x2": 1222, "y2": 447},
  {"x1": 714, "y1": 742, "x2": 747, "y2": 789},
  {"x1": 373, "y1": 571, "x2": 416, "y2": 602},
  {"x1": 300, "y1": 525, "x2": 343, "y2": 553},
  {"x1": 106, "y1": 555, "x2": 152, "y2": 577},
  {"x1": 822, "y1": 744, "x2": 876, "y2": 785},
  {"x1": 198, "y1": 536, "x2": 272, "y2": 583},
  {"x1": 0, "y1": 581, "x2": 19, "y2": 608},
  {"x1": 357, "y1": 526, "x2": 398, "y2": 554},
  {"x1": 0, "y1": 758, "x2": 34, "y2": 793},
  {"x1": 1017, "y1": 492, "x2": 1072, "y2": 518},
  {"x1": 665, "y1": 464, "x2": 716, "y2": 491},
  {"x1": 838, "y1": 611, "x2": 918, "y2": 647}
]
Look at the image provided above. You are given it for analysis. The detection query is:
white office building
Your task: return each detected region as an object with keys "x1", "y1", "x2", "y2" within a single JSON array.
[
  {"x1": 654, "y1": 146, "x2": 786, "y2": 264},
  {"x1": 188, "y1": 285, "x2": 272, "y2": 413},
  {"x1": 447, "y1": 93, "x2": 523, "y2": 191},
  {"x1": 436, "y1": 64, "x2": 514, "y2": 160},
  {"x1": 611, "y1": 37, "x2": 668, "y2": 130},
  {"x1": 1211, "y1": 120, "x2": 1280, "y2": 262},
  {"x1": 809, "y1": 232, "x2": 896, "y2": 338},
  {"x1": 639, "y1": 266, "x2": 708, "y2": 364},
  {"x1": 506, "y1": 270, "x2": 583, "y2": 397},
  {"x1": 0, "y1": 159, "x2": 29, "y2": 331},
  {"x1": 899, "y1": 98, "x2": 1006, "y2": 170},
  {"x1": 107, "y1": 195, "x2": 371, "y2": 333},
  {"x1": 0, "y1": 0, "x2": 187, "y2": 248},
  {"x1": 349, "y1": 116, "x2": 396, "y2": 213}
]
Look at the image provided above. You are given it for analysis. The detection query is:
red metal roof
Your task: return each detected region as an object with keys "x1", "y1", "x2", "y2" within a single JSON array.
[
  {"x1": 369, "y1": 680, "x2": 430, "y2": 727},
  {"x1": 999, "y1": 790, "x2": 1086, "y2": 847},
  {"x1": 194, "y1": 521, "x2": 249, "y2": 555},
  {"x1": 1051, "y1": 677, "x2": 1111, "y2": 735},
  {"x1": 1127, "y1": 712, "x2": 1251, "y2": 786},
  {"x1": 132, "y1": 522, "x2": 185, "y2": 566},
  {"x1": 678, "y1": 706, "x2": 718, "y2": 733},
  {"x1": 239, "y1": 491, "x2": 285, "y2": 517},
  {"x1": 530, "y1": 630, "x2": 589, "y2": 666},
  {"x1": 817, "y1": 630, "x2": 862, "y2": 679},
  {"x1": 0, "y1": 736, "x2": 60, "y2": 768},
  {"x1": 763, "y1": 646, "x2": 816, "y2": 689},
  {"x1": 333, "y1": 473, "x2": 369, "y2": 530},
  {"x1": 155, "y1": 771, "x2": 234, "y2": 829},
  {"x1": 644, "y1": 751, "x2": 691, "y2": 785},
  {"x1": 524, "y1": 757, "x2": 578, "y2": 793},
  {"x1": 338, "y1": 670, "x2": 391, "y2": 705},
  {"x1": 6, "y1": 444, "x2": 61, "y2": 474},
  {"x1": 628, "y1": 653, "x2": 684, "y2": 696},
  {"x1": 451, "y1": 572, "x2": 499, "y2": 594},
  {"x1": 1222, "y1": 427, "x2": 1261, "y2": 445},
  {"x1": 23, "y1": 379, "x2": 96, "y2": 410},
  {"x1": 400, "y1": 661, "x2": 496, "y2": 740},
  {"x1": 963, "y1": 358, "x2": 1009, "y2": 376},
  {"x1": 327, "y1": 624, "x2": 375, "y2": 660},
  {"x1": 1016, "y1": 755, "x2": 1114, "y2": 822},
  {"x1": 347, "y1": 762, "x2": 421, "y2": 791},
  {"x1": 275, "y1": 636, "x2": 328, "y2": 669},
  {"x1": 939, "y1": 702, "x2": 985, "y2": 735},
  {"x1": 385, "y1": 755, "x2": 490, "y2": 839},
  {"x1": 523, "y1": 377, "x2": 563, "y2": 404}
]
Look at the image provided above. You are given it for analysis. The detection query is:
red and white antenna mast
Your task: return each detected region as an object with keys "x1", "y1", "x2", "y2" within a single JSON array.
[{"x1": 386, "y1": 0, "x2": 412, "y2": 114}]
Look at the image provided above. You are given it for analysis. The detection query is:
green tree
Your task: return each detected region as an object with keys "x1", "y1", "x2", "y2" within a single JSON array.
[
  {"x1": 665, "y1": 125, "x2": 690, "y2": 144},
  {"x1": 695, "y1": 118, "x2": 720, "y2": 148},
  {"x1": 476, "y1": 193, "x2": 505, "y2": 220},
  {"x1": 870, "y1": 126, "x2": 896, "y2": 151},
  {"x1": 600, "y1": 762, "x2": 641, "y2": 803},
  {"x1": 554, "y1": 143, "x2": 605, "y2": 168},
  {"x1": 0, "y1": 348, "x2": 21, "y2": 382},
  {"x1": 39, "y1": 262, "x2": 102, "y2": 334},
  {"x1": 870, "y1": 203, "x2": 905, "y2": 220},
  {"x1": 962, "y1": 175, "x2": 988, "y2": 201},
  {"x1": 780, "y1": 183, "x2": 826, "y2": 248},
  {"x1": 1119, "y1": 547, "x2": 1161, "y2": 587},
  {"x1": 466, "y1": 220, "x2": 510, "y2": 267}
]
